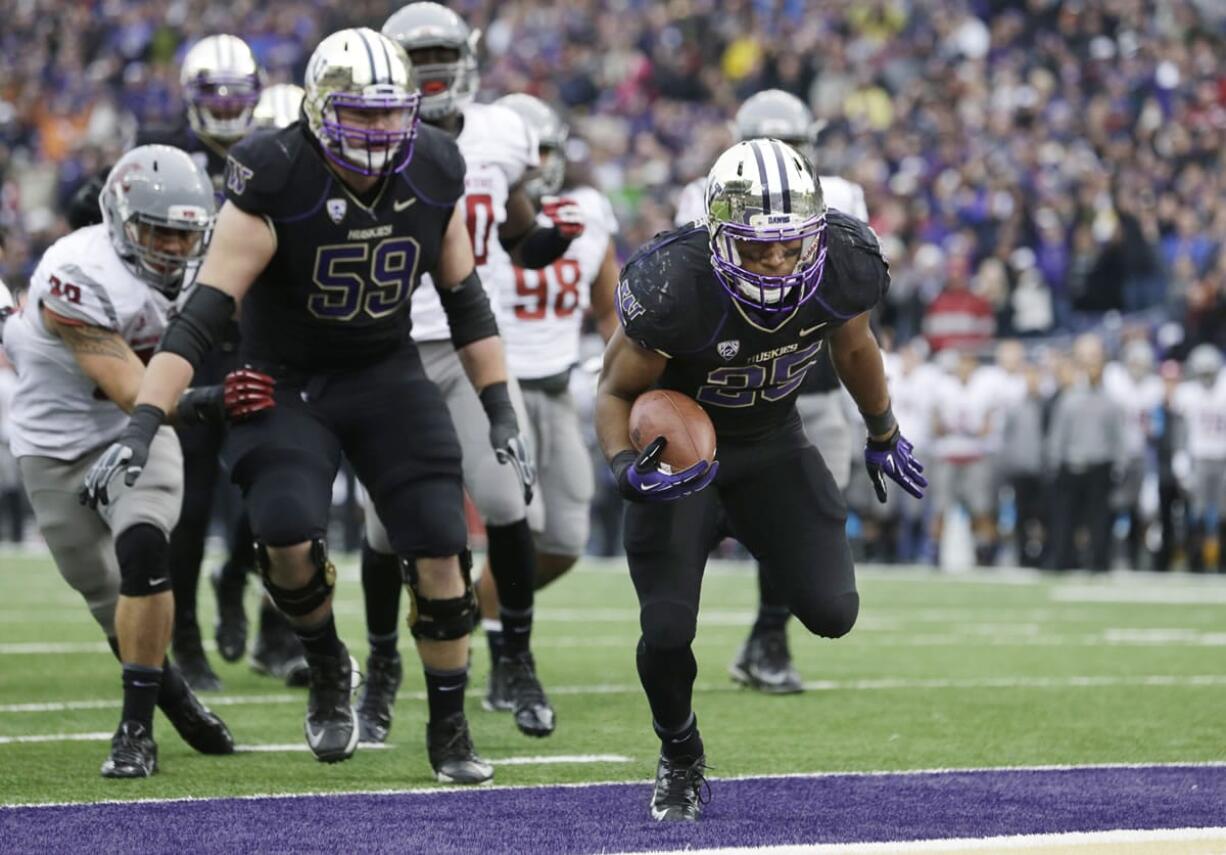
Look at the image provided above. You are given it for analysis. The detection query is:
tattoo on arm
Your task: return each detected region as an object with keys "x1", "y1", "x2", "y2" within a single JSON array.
[{"x1": 57, "y1": 323, "x2": 131, "y2": 360}]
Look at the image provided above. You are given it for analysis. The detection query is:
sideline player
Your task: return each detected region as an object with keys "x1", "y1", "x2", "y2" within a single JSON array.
[
  {"x1": 475, "y1": 93, "x2": 619, "y2": 708},
  {"x1": 596, "y1": 140, "x2": 925, "y2": 820},
  {"x1": 677, "y1": 89, "x2": 870, "y2": 694},
  {"x1": 3, "y1": 146, "x2": 262, "y2": 777},
  {"x1": 83, "y1": 28, "x2": 518, "y2": 783},
  {"x1": 360, "y1": 1, "x2": 584, "y2": 743}
]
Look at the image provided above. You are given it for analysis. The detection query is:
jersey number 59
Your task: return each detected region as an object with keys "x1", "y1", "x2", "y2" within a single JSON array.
[{"x1": 308, "y1": 238, "x2": 421, "y2": 321}]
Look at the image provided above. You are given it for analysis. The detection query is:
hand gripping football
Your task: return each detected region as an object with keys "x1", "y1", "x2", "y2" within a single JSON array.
[{"x1": 629, "y1": 390, "x2": 717, "y2": 471}]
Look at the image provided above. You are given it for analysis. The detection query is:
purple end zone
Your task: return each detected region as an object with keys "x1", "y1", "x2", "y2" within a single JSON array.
[{"x1": 2, "y1": 765, "x2": 1224, "y2": 854}]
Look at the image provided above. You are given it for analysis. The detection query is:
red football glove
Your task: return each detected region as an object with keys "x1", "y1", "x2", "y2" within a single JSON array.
[
  {"x1": 541, "y1": 195, "x2": 585, "y2": 240},
  {"x1": 223, "y1": 368, "x2": 276, "y2": 421}
]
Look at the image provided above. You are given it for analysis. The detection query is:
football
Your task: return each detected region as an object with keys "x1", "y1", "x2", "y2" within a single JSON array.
[{"x1": 629, "y1": 389, "x2": 717, "y2": 470}]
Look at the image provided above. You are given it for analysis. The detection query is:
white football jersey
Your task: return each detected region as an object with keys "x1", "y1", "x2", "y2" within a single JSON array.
[
  {"x1": 932, "y1": 368, "x2": 997, "y2": 461},
  {"x1": 411, "y1": 102, "x2": 540, "y2": 343},
  {"x1": 1103, "y1": 362, "x2": 1164, "y2": 457},
  {"x1": 674, "y1": 174, "x2": 868, "y2": 227},
  {"x1": 499, "y1": 186, "x2": 618, "y2": 379},
  {"x1": 1174, "y1": 378, "x2": 1226, "y2": 461},
  {"x1": 5, "y1": 225, "x2": 171, "y2": 460}
]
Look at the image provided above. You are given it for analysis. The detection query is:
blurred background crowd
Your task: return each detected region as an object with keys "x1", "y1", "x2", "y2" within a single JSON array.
[{"x1": 1, "y1": 0, "x2": 1225, "y2": 571}]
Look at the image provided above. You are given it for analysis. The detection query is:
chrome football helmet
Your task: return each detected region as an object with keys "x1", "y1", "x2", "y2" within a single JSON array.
[
  {"x1": 734, "y1": 90, "x2": 820, "y2": 164},
  {"x1": 100, "y1": 146, "x2": 216, "y2": 298},
  {"x1": 705, "y1": 139, "x2": 827, "y2": 313},
  {"x1": 496, "y1": 93, "x2": 568, "y2": 199},
  {"x1": 382, "y1": 2, "x2": 480, "y2": 122},
  {"x1": 180, "y1": 34, "x2": 264, "y2": 142},
  {"x1": 252, "y1": 83, "x2": 305, "y2": 130},
  {"x1": 303, "y1": 28, "x2": 421, "y2": 176}
]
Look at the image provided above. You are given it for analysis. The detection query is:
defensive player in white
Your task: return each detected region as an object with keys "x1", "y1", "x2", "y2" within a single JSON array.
[
  {"x1": 1104, "y1": 340, "x2": 1164, "y2": 567},
  {"x1": 1173, "y1": 344, "x2": 1226, "y2": 571},
  {"x1": 477, "y1": 92, "x2": 620, "y2": 708},
  {"x1": 677, "y1": 89, "x2": 870, "y2": 694},
  {"x1": 358, "y1": 2, "x2": 587, "y2": 742},
  {"x1": 0, "y1": 146, "x2": 272, "y2": 777}
]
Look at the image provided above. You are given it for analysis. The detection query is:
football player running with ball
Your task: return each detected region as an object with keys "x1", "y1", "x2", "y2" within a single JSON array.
[
  {"x1": 596, "y1": 140, "x2": 926, "y2": 821},
  {"x1": 4, "y1": 146, "x2": 255, "y2": 778},
  {"x1": 83, "y1": 28, "x2": 517, "y2": 784}
]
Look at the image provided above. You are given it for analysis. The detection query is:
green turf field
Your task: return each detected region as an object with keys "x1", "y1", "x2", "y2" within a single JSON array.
[{"x1": 1, "y1": 551, "x2": 1223, "y2": 806}]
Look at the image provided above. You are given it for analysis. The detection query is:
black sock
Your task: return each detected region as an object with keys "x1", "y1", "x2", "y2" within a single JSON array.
[
  {"x1": 751, "y1": 569, "x2": 790, "y2": 638},
  {"x1": 498, "y1": 606, "x2": 532, "y2": 657},
  {"x1": 121, "y1": 664, "x2": 163, "y2": 731},
  {"x1": 423, "y1": 666, "x2": 467, "y2": 723},
  {"x1": 368, "y1": 631, "x2": 399, "y2": 660},
  {"x1": 361, "y1": 540, "x2": 402, "y2": 640},
  {"x1": 157, "y1": 656, "x2": 191, "y2": 706},
  {"x1": 655, "y1": 712, "x2": 704, "y2": 760},
  {"x1": 485, "y1": 520, "x2": 536, "y2": 614},
  {"x1": 297, "y1": 613, "x2": 342, "y2": 659},
  {"x1": 636, "y1": 637, "x2": 697, "y2": 741},
  {"x1": 483, "y1": 619, "x2": 504, "y2": 664}
]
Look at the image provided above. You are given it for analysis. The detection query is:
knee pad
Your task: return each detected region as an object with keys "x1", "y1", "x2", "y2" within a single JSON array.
[
  {"x1": 115, "y1": 523, "x2": 172, "y2": 597},
  {"x1": 795, "y1": 590, "x2": 859, "y2": 639},
  {"x1": 405, "y1": 549, "x2": 476, "y2": 641},
  {"x1": 256, "y1": 539, "x2": 336, "y2": 617},
  {"x1": 639, "y1": 600, "x2": 697, "y2": 650}
]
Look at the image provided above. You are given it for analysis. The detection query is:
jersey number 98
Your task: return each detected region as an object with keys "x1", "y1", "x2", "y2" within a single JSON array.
[{"x1": 309, "y1": 238, "x2": 421, "y2": 321}]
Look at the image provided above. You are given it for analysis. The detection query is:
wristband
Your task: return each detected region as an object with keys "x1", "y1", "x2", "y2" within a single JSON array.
[
  {"x1": 127, "y1": 403, "x2": 167, "y2": 441},
  {"x1": 861, "y1": 402, "x2": 898, "y2": 438}
]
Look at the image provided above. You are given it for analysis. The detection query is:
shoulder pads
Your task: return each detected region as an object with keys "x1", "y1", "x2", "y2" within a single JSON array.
[
  {"x1": 819, "y1": 209, "x2": 890, "y2": 319},
  {"x1": 617, "y1": 226, "x2": 713, "y2": 357},
  {"x1": 223, "y1": 126, "x2": 301, "y2": 214},
  {"x1": 400, "y1": 124, "x2": 466, "y2": 208}
]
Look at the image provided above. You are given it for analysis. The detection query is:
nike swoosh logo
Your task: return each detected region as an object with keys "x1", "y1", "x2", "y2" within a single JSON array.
[
  {"x1": 800, "y1": 322, "x2": 829, "y2": 336},
  {"x1": 307, "y1": 725, "x2": 326, "y2": 748},
  {"x1": 437, "y1": 683, "x2": 465, "y2": 692},
  {"x1": 148, "y1": 577, "x2": 168, "y2": 587},
  {"x1": 394, "y1": 198, "x2": 417, "y2": 212}
]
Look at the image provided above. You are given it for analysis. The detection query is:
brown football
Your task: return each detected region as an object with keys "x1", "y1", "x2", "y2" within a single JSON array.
[{"x1": 629, "y1": 389, "x2": 717, "y2": 470}]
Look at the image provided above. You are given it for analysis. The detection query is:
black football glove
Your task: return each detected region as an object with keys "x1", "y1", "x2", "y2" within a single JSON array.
[
  {"x1": 80, "y1": 404, "x2": 164, "y2": 509},
  {"x1": 479, "y1": 382, "x2": 536, "y2": 505}
]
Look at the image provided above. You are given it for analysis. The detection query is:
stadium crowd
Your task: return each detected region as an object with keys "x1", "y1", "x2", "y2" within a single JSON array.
[{"x1": 1, "y1": 0, "x2": 1225, "y2": 575}]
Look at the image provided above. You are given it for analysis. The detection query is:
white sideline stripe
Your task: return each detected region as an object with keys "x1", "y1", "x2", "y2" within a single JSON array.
[
  {"x1": 1052, "y1": 586, "x2": 1226, "y2": 604},
  {"x1": 0, "y1": 732, "x2": 112, "y2": 745},
  {"x1": 614, "y1": 827, "x2": 1226, "y2": 854},
  {"x1": 3, "y1": 761, "x2": 1224, "y2": 810},
  {"x1": 4, "y1": 674, "x2": 1226, "y2": 718},
  {"x1": 238, "y1": 743, "x2": 392, "y2": 753}
]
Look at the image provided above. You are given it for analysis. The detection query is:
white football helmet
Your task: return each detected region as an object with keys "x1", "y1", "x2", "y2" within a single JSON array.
[
  {"x1": 303, "y1": 28, "x2": 420, "y2": 176},
  {"x1": 180, "y1": 34, "x2": 264, "y2": 142},
  {"x1": 382, "y1": 2, "x2": 480, "y2": 122},
  {"x1": 1187, "y1": 343, "x2": 1223, "y2": 387},
  {"x1": 735, "y1": 89, "x2": 821, "y2": 165},
  {"x1": 705, "y1": 139, "x2": 828, "y2": 313},
  {"x1": 495, "y1": 93, "x2": 567, "y2": 199},
  {"x1": 252, "y1": 83, "x2": 305, "y2": 130}
]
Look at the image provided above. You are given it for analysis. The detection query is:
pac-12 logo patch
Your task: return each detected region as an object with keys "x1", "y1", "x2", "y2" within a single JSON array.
[
  {"x1": 224, "y1": 156, "x2": 254, "y2": 196},
  {"x1": 326, "y1": 198, "x2": 347, "y2": 223},
  {"x1": 717, "y1": 339, "x2": 740, "y2": 360}
]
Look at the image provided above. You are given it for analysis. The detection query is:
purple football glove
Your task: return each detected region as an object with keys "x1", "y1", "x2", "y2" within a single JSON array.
[
  {"x1": 613, "y1": 437, "x2": 719, "y2": 503},
  {"x1": 864, "y1": 427, "x2": 926, "y2": 503}
]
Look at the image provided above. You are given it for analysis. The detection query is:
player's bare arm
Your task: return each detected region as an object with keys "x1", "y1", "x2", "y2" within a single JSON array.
[
  {"x1": 590, "y1": 241, "x2": 620, "y2": 343},
  {"x1": 45, "y1": 311, "x2": 146, "y2": 411},
  {"x1": 136, "y1": 201, "x2": 274, "y2": 414},
  {"x1": 595, "y1": 327, "x2": 667, "y2": 460},
  {"x1": 828, "y1": 311, "x2": 891, "y2": 440}
]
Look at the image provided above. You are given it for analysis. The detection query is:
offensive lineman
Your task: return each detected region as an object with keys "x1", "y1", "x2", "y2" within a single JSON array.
[
  {"x1": 476, "y1": 93, "x2": 620, "y2": 709},
  {"x1": 676, "y1": 89, "x2": 870, "y2": 694},
  {"x1": 2, "y1": 146, "x2": 260, "y2": 777},
  {"x1": 355, "y1": 1, "x2": 585, "y2": 744},
  {"x1": 83, "y1": 28, "x2": 521, "y2": 783},
  {"x1": 597, "y1": 140, "x2": 925, "y2": 820}
]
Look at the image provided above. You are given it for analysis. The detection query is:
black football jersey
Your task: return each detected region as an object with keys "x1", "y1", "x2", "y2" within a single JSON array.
[
  {"x1": 136, "y1": 124, "x2": 231, "y2": 200},
  {"x1": 223, "y1": 123, "x2": 465, "y2": 370},
  {"x1": 617, "y1": 210, "x2": 889, "y2": 440}
]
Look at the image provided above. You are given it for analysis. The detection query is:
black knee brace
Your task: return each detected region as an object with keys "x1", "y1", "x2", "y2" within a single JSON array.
[
  {"x1": 404, "y1": 550, "x2": 477, "y2": 641},
  {"x1": 115, "y1": 523, "x2": 172, "y2": 597},
  {"x1": 255, "y1": 539, "x2": 336, "y2": 617}
]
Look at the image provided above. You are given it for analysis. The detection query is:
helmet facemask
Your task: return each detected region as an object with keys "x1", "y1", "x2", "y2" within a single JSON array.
[
  {"x1": 185, "y1": 74, "x2": 262, "y2": 142},
  {"x1": 319, "y1": 86, "x2": 421, "y2": 176},
  {"x1": 710, "y1": 215, "x2": 828, "y2": 313},
  {"x1": 122, "y1": 216, "x2": 212, "y2": 298},
  {"x1": 406, "y1": 46, "x2": 478, "y2": 121},
  {"x1": 523, "y1": 144, "x2": 566, "y2": 201}
]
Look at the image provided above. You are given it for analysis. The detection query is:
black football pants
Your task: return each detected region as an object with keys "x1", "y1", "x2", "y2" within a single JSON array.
[{"x1": 624, "y1": 419, "x2": 858, "y2": 731}]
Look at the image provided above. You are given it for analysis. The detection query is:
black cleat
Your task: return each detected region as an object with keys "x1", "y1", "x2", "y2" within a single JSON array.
[
  {"x1": 649, "y1": 753, "x2": 709, "y2": 821},
  {"x1": 211, "y1": 568, "x2": 248, "y2": 663},
  {"x1": 482, "y1": 657, "x2": 514, "y2": 713},
  {"x1": 357, "y1": 653, "x2": 403, "y2": 743},
  {"x1": 729, "y1": 629, "x2": 802, "y2": 695},
  {"x1": 159, "y1": 685, "x2": 235, "y2": 755},
  {"x1": 427, "y1": 712, "x2": 493, "y2": 784},
  {"x1": 250, "y1": 608, "x2": 308, "y2": 686},
  {"x1": 173, "y1": 621, "x2": 222, "y2": 692},
  {"x1": 501, "y1": 652, "x2": 555, "y2": 737},
  {"x1": 303, "y1": 648, "x2": 360, "y2": 763},
  {"x1": 100, "y1": 721, "x2": 158, "y2": 779}
]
